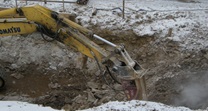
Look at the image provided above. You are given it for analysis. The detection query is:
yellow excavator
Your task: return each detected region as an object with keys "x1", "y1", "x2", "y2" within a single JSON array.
[{"x1": 0, "y1": 5, "x2": 147, "y2": 100}]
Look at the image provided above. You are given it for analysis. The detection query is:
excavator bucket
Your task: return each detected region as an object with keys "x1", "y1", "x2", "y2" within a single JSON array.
[
  {"x1": 113, "y1": 60, "x2": 147, "y2": 100},
  {"x1": 122, "y1": 77, "x2": 146, "y2": 100}
]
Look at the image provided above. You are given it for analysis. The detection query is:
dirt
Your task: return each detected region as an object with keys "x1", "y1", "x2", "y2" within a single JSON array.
[
  {"x1": 0, "y1": 26, "x2": 208, "y2": 111},
  {"x1": 140, "y1": 41, "x2": 208, "y2": 109},
  {"x1": 0, "y1": 61, "x2": 125, "y2": 110},
  {"x1": 0, "y1": 1, "x2": 208, "y2": 110},
  {"x1": 0, "y1": 32, "x2": 208, "y2": 110},
  {"x1": 1, "y1": 33, "x2": 208, "y2": 110}
]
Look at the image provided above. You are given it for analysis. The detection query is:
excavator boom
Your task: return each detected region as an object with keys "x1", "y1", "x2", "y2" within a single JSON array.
[{"x1": 0, "y1": 5, "x2": 147, "y2": 100}]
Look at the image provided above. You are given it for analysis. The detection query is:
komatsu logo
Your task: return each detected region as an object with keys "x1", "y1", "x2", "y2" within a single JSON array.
[{"x1": 0, "y1": 27, "x2": 21, "y2": 34}]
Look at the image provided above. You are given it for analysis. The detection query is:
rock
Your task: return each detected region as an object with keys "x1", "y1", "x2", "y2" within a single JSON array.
[
  {"x1": 10, "y1": 73, "x2": 24, "y2": 79},
  {"x1": 101, "y1": 84, "x2": 108, "y2": 89},
  {"x1": 113, "y1": 83, "x2": 123, "y2": 91},
  {"x1": 48, "y1": 83, "x2": 61, "y2": 89},
  {"x1": 166, "y1": 28, "x2": 173, "y2": 37},
  {"x1": 165, "y1": 15, "x2": 174, "y2": 20},
  {"x1": 87, "y1": 81, "x2": 99, "y2": 89},
  {"x1": 10, "y1": 64, "x2": 19, "y2": 70},
  {"x1": 115, "y1": 92, "x2": 125, "y2": 100},
  {"x1": 64, "y1": 97, "x2": 72, "y2": 104},
  {"x1": 62, "y1": 104, "x2": 72, "y2": 111},
  {"x1": 92, "y1": 8, "x2": 97, "y2": 16},
  {"x1": 72, "y1": 95, "x2": 86, "y2": 104},
  {"x1": 112, "y1": 10, "x2": 122, "y2": 17},
  {"x1": 49, "y1": 65, "x2": 57, "y2": 70},
  {"x1": 172, "y1": 36, "x2": 181, "y2": 42},
  {"x1": 87, "y1": 91, "x2": 96, "y2": 102},
  {"x1": 98, "y1": 96, "x2": 111, "y2": 104},
  {"x1": 204, "y1": 53, "x2": 208, "y2": 59},
  {"x1": 91, "y1": 89, "x2": 109, "y2": 99},
  {"x1": 0, "y1": 94, "x2": 4, "y2": 100}
]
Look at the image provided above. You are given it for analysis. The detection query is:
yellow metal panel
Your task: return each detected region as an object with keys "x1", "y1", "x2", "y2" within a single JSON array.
[
  {"x1": 0, "y1": 22, "x2": 37, "y2": 36},
  {"x1": 20, "y1": 5, "x2": 57, "y2": 32},
  {"x1": 60, "y1": 30, "x2": 105, "y2": 61},
  {"x1": 20, "y1": 5, "x2": 107, "y2": 61},
  {"x1": 61, "y1": 16, "x2": 92, "y2": 36},
  {"x1": 0, "y1": 8, "x2": 17, "y2": 17},
  {"x1": 62, "y1": 35, "x2": 94, "y2": 58},
  {"x1": 0, "y1": 5, "x2": 109, "y2": 62}
]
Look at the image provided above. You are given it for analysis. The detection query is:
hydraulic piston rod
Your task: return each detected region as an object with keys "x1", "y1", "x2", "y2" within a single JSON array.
[{"x1": 93, "y1": 34, "x2": 117, "y2": 47}]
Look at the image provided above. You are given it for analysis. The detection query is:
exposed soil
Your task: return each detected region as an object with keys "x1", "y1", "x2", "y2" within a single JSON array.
[
  {"x1": 0, "y1": 57, "x2": 125, "y2": 110},
  {"x1": 0, "y1": 0, "x2": 208, "y2": 110},
  {"x1": 0, "y1": 33, "x2": 208, "y2": 110}
]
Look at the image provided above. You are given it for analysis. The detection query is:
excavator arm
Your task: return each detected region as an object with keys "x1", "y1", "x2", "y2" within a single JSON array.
[{"x1": 0, "y1": 5, "x2": 147, "y2": 100}]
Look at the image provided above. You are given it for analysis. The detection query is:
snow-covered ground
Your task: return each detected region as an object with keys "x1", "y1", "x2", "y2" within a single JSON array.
[
  {"x1": 0, "y1": 0, "x2": 208, "y2": 111},
  {"x1": 0, "y1": 101, "x2": 62, "y2": 111},
  {"x1": 81, "y1": 100, "x2": 197, "y2": 111},
  {"x1": 0, "y1": 100, "x2": 206, "y2": 111},
  {"x1": 1, "y1": 0, "x2": 208, "y2": 67},
  {"x1": 14, "y1": 0, "x2": 208, "y2": 51}
]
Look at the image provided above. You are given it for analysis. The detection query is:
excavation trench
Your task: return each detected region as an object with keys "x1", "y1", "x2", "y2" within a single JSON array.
[
  {"x1": 0, "y1": 30, "x2": 208, "y2": 110},
  {"x1": 0, "y1": 0, "x2": 208, "y2": 110}
]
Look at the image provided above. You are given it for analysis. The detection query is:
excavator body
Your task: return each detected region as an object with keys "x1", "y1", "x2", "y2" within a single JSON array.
[{"x1": 0, "y1": 5, "x2": 147, "y2": 100}]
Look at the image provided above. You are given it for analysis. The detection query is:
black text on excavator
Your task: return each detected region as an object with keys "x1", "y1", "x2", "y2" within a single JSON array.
[{"x1": 0, "y1": 5, "x2": 147, "y2": 100}]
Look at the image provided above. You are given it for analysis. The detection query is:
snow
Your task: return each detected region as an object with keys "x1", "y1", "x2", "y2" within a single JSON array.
[
  {"x1": 0, "y1": 100, "x2": 206, "y2": 111},
  {"x1": 0, "y1": 0, "x2": 208, "y2": 111},
  {"x1": 0, "y1": 101, "x2": 63, "y2": 111},
  {"x1": 2, "y1": 0, "x2": 208, "y2": 51},
  {"x1": 81, "y1": 100, "x2": 194, "y2": 111}
]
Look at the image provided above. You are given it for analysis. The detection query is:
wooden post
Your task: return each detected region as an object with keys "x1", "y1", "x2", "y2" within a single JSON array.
[
  {"x1": 44, "y1": 0, "x2": 47, "y2": 4},
  {"x1": 62, "y1": 0, "x2": 65, "y2": 11},
  {"x1": 15, "y1": 0, "x2": 17, "y2": 7},
  {"x1": 123, "y1": 0, "x2": 125, "y2": 19}
]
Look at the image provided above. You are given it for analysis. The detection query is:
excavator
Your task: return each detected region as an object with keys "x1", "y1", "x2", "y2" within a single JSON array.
[{"x1": 0, "y1": 5, "x2": 147, "y2": 100}]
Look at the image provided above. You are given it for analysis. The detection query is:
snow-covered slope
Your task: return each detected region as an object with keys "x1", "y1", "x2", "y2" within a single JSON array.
[
  {"x1": 0, "y1": 0, "x2": 208, "y2": 111},
  {"x1": 0, "y1": 100, "x2": 206, "y2": 111},
  {"x1": 0, "y1": 101, "x2": 63, "y2": 111},
  {"x1": 81, "y1": 100, "x2": 202, "y2": 111}
]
